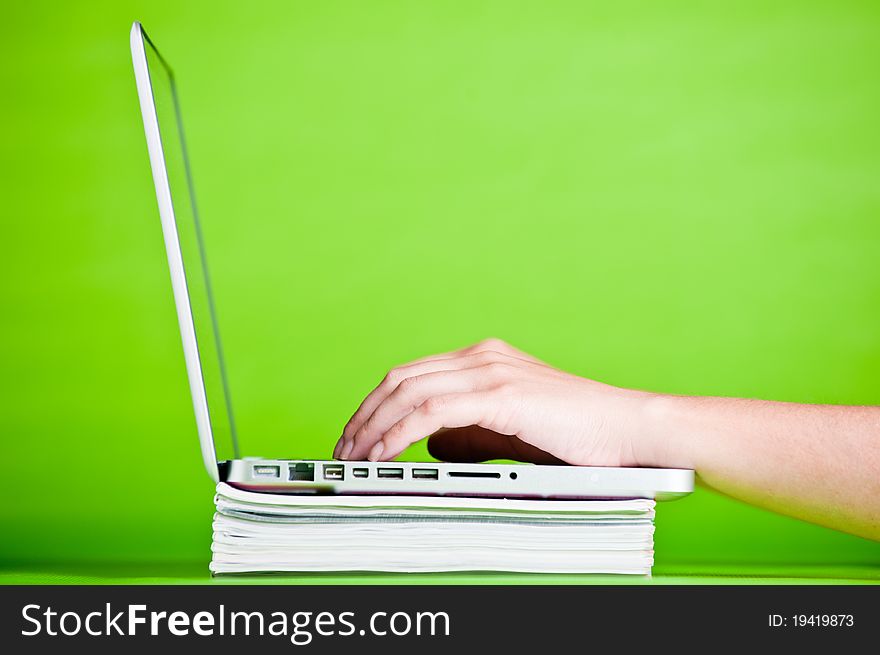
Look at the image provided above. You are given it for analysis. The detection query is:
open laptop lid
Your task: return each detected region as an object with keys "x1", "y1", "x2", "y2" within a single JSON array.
[{"x1": 130, "y1": 21, "x2": 239, "y2": 481}]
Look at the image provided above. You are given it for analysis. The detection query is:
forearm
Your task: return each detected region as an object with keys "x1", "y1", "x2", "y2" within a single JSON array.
[
  {"x1": 337, "y1": 337, "x2": 880, "y2": 540},
  {"x1": 638, "y1": 394, "x2": 880, "y2": 540}
]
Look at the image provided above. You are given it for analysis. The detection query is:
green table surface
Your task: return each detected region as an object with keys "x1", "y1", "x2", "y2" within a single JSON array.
[{"x1": 2, "y1": 562, "x2": 878, "y2": 585}]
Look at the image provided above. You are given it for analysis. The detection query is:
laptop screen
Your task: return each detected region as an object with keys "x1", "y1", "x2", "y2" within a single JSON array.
[{"x1": 139, "y1": 27, "x2": 240, "y2": 464}]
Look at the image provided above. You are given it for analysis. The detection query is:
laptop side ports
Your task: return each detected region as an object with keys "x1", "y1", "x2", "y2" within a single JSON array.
[
  {"x1": 288, "y1": 463, "x2": 315, "y2": 481},
  {"x1": 377, "y1": 467, "x2": 404, "y2": 479},
  {"x1": 412, "y1": 468, "x2": 439, "y2": 480},
  {"x1": 323, "y1": 464, "x2": 344, "y2": 480},
  {"x1": 252, "y1": 465, "x2": 280, "y2": 478}
]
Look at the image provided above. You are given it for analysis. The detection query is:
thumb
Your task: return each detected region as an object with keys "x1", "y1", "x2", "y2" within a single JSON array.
[{"x1": 427, "y1": 426, "x2": 563, "y2": 465}]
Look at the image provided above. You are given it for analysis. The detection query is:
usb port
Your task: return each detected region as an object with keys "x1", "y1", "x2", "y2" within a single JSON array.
[
  {"x1": 323, "y1": 464, "x2": 344, "y2": 481},
  {"x1": 377, "y1": 467, "x2": 404, "y2": 479},
  {"x1": 352, "y1": 468, "x2": 369, "y2": 478},
  {"x1": 412, "y1": 468, "x2": 438, "y2": 480}
]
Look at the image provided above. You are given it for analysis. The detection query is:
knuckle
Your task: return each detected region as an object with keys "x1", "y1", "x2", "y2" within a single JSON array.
[
  {"x1": 356, "y1": 416, "x2": 375, "y2": 440},
  {"x1": 474, "y1": 350, "x2": 502, "y2": 365},
  {"x1": 483, "y1": 361, "x2": 512, "y2": 378},
  {"x1": 478, "y1": 337, "x2": 508, "y2": 351},
  {"x1": 422, "y1": 396, "x2": 445, "y2": 416},
  {"x1": 382, "y1": 368, "x2": 403, "y2": 387},
  {"x1": 397, "y1": 375, "x2": 419, "y2": 394},
  {"x1": 493, "y1": 381, "x2": 518, "y2": 399},
  {"x1": 385, "y1": 421, "x2": 405, "y2": 442}
]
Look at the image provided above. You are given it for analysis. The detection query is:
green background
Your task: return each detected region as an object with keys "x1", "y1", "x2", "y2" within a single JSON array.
[{"x1": 2, "y1": 0, "x2": 879, "y2": 582}]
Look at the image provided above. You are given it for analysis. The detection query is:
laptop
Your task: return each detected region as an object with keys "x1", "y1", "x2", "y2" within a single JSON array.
[{"x1": 129, "y1": 21, "x2": 693, "y2": 501}]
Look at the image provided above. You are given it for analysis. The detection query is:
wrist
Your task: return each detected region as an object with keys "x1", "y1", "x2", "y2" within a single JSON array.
[{"x1": 632, "y1": 392, "x2": 695, "y2": 469}]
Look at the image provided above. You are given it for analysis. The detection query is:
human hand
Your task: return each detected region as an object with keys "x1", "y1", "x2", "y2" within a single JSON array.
[
  {"x1": 334, "y1": 338, "x2": 656, "y2": 466},
  {"x1": 338, "y1": 338, "x2": 880, "y2": 540}
]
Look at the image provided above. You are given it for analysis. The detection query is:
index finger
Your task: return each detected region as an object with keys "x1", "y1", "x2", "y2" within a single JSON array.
[{"x1": 368, "y1": 390, "x2": 502, "y2": 461}]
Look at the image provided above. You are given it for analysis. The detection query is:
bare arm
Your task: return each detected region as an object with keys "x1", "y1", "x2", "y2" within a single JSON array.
[
  {"x1": 642, "y1": 395, "x2": 880, "y2": 540},
  {"x1": 335, "y1": 339, "x2": 880, "y2": 541}
]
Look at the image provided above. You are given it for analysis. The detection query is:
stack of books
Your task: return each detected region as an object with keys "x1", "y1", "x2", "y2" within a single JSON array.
[{"x1": 210, "y1": 483, "x2": 656, "y2": 575}]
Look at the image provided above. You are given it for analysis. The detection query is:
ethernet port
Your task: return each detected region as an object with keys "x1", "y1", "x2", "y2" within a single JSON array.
[{"x1": 289, "y1": 462, "x2": 315, "y2": 481}]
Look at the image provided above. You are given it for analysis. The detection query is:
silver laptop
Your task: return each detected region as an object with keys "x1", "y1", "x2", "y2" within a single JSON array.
[{"x1": 130, "y1": 21, "x2": 693, "y2": 501}]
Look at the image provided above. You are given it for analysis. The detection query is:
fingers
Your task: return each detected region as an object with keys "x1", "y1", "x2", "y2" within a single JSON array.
[
  {"x1": 335, "y1": 338, "x2": 552, "y2": 460},
  {"x1": 368, "y1": 391, "x2": 498, "y2": 461},
  {"x1": 427, "y1": 427, "x2": 564, "y2": 465},
  {"x1": 337, "y1": 349, "x2": 517, "y2": 458},
  {"x1": 344, "y1": 367, "x2": 500, "y2": 461}
]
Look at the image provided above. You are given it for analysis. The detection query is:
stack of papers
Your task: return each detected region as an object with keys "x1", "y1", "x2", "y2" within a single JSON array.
[{"x1": 211, "y1": 483, "x2": 656, "y2": 575}]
